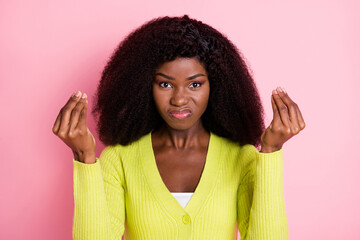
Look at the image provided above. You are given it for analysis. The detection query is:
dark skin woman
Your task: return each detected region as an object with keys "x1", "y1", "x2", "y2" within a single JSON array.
[{"x1": 52, "y1": 15, "x2": 305, "y2": 238}]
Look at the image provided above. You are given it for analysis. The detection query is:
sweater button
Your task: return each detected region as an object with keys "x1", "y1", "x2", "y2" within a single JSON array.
[{"x1": 182, "y1": 214, "x2": 191, "y2": 224}]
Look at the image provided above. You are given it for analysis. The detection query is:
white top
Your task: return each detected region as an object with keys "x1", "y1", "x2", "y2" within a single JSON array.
[{"x1": 170, "y1": 192, "x2": 194, "y2": 208}]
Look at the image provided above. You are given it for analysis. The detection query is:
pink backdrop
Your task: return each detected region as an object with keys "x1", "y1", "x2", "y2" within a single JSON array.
[{"x1": 1, "y1": 0, "x2": 359, "y2": 239}]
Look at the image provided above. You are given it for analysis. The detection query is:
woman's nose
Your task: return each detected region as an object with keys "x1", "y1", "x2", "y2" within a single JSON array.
[{"x1": 170, "y1": 88, "x2": 189, "y2": 106}]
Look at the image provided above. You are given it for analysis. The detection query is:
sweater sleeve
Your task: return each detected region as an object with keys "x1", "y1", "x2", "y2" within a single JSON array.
[
  {"x1": 72, "y1": 146, "x2": 125, "y2": 239},
  {"x1": 237, "y1": 146, "x2": 288, "y2": 239}
]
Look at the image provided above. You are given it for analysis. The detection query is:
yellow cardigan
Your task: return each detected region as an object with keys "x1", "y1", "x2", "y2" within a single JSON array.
[{"x1": 73, "y1": 132, "x2": 288, "y2": 239}]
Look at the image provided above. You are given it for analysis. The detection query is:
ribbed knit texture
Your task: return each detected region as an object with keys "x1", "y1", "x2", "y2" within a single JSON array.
[{"x1": 73, "y1": 132, "x2": 288, "y2": 239}]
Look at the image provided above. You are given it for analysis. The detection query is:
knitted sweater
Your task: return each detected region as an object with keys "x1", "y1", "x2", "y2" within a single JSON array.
[{"x1": 73, "y1": 132, "x2": 288, "y2": 239}]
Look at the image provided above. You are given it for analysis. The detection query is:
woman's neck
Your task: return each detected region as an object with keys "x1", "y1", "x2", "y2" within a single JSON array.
[{"x1": 153, "y1": 122, "x2": 209, "y2": 150}]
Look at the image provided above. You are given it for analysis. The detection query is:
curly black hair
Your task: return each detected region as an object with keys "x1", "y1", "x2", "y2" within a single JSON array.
[{"x1": 92, "y1": 15, "x2": 265, "y2": 147}]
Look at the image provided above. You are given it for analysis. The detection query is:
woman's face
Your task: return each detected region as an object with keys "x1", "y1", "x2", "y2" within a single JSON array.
[{"x1": 153, "y1": 57, "x2": 210, "y2": 131}]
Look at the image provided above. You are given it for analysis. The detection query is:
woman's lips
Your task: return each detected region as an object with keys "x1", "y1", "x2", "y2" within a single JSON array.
[{"x1": 170, "y1": 110, "x2": 192, "y2": 119}]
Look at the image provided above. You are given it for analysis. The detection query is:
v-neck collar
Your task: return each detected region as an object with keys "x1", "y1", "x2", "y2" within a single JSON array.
[{"x1": 140, "y1": 131, "x2": 221, "y2": 217}]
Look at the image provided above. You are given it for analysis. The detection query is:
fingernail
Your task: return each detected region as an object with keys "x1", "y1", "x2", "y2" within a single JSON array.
[
  {"x1": 81, "y1": 93, "x2": 87, "y2": 99},
  {"x1": 277, "y1": 87, "x2": 283, "y2": 93},
  {"x1": 72, "y1": 91, "x2": 81, "y2": 98},
  {"x1": 273, "y1": 89, "x2": 278, "y2": 94},
  {"x1": 281, "y1": 87, "x2": 287, "y2": 94}
]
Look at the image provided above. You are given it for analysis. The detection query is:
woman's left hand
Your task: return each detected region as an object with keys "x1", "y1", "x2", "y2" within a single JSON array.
[{"x1": 260, "y1": 87, "x2": 306, "y2": 153}]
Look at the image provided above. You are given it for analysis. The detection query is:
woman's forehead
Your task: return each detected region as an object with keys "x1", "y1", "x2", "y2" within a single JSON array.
[{"x1": 156, "y1": 57, "x2": 207, "y2": 75}]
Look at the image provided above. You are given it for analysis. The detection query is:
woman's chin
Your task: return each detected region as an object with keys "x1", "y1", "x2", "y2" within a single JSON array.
[{"x1": 162, "y1": 119, "x2": 204, "y2": 132}]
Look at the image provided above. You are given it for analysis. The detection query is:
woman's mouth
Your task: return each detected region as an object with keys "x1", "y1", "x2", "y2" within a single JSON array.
[{"x1": 170, "y1": 110, "x2": 192, "y2": 119}]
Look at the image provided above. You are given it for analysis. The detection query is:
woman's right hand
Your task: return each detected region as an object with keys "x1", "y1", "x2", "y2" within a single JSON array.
[{"x1": 52, "y1": 91, "x2": 96, "y2": 164}]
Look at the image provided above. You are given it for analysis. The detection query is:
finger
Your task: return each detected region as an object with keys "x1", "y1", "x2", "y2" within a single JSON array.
[
  {"x1": 296, "y1": 105, "x2": 306, "y2": 130},
  {"x1": 69, "y1": 93, "x2": 87, "y2": 137},
  {"x1": 270, "y1": 94, "x2": 285, "y2": 132},
  {"x1": 271, "y1": 93, "x2": 281, "y2": 128},
  {"x1": 77, "y1": 93, "x2": 88, "y2": 132},
  {"x1": 277, "y1": 87, "x2": 300, "y2": 133},
  {"x1": 64, "y1": 90, "x2": 82, "y2": 107},
  {"x1": 272, "y1": 89, "x2": 291, "y2": 133},
  {"x1": 52, "y1": 112, "x2": 62, "y2": 134},
  {"x1": 58, "y1": 91, "x2": 82, "y2": 137}
]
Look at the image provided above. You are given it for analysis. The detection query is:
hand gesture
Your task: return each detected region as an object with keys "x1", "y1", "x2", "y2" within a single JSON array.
[
  {"x1": 52, "y1": 91, "x2": 96, "y2": 164},
  {"x1": 260, "y1": 87, "x2": 305, "y2": 153}
]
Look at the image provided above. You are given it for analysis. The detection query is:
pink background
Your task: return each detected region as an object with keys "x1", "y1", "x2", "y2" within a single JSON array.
[{"x1": 1, "y1": 0, "x2": 359, "y2": 239}]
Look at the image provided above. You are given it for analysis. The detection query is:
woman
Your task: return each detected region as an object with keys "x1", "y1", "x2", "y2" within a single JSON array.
[{"x1": 52, "y1": 15, "x2": 305, "y2": 239}]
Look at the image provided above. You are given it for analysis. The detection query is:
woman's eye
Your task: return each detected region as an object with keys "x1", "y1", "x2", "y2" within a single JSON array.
[
  {"x1": 189, "y1": 82, "x2": 202, "y2": 88},
  {"x1": 159, "y1": 82, "x2": 172, "y2": 88}
]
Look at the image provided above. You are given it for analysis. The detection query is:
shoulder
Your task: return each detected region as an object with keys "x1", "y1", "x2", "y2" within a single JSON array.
[
  {"x1": 210, "y1": 133, "x2": 259, "y2": 179},
  {"x1": 211, "y1": 132, "x2": 259, "y2": 170},
  {"x1": 211, "y1": 132, "x2": 258, "y2": 155},
  {"x1": 99, "y1": 132, "x2": 151, "y2": 163}
]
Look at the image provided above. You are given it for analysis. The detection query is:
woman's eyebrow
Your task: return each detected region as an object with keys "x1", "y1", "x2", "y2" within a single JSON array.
[
  {"x1": 155, "y1": 73, "x2": 174, "y2": 80},
  {"x1": 186, "y1": 73, "x2": 206, "y2": 80},
  {"x1": 155, "y1": 73, "x2": 206, "y2": 80}
]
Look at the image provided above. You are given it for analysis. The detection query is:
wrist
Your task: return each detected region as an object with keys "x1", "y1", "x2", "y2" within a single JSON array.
[
  {"x1": 73, "y1": 150, "x2": 96, "y2": 164},
  {"x1": 260, "y1": 144, "x2": 282, "y2": 153}
]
